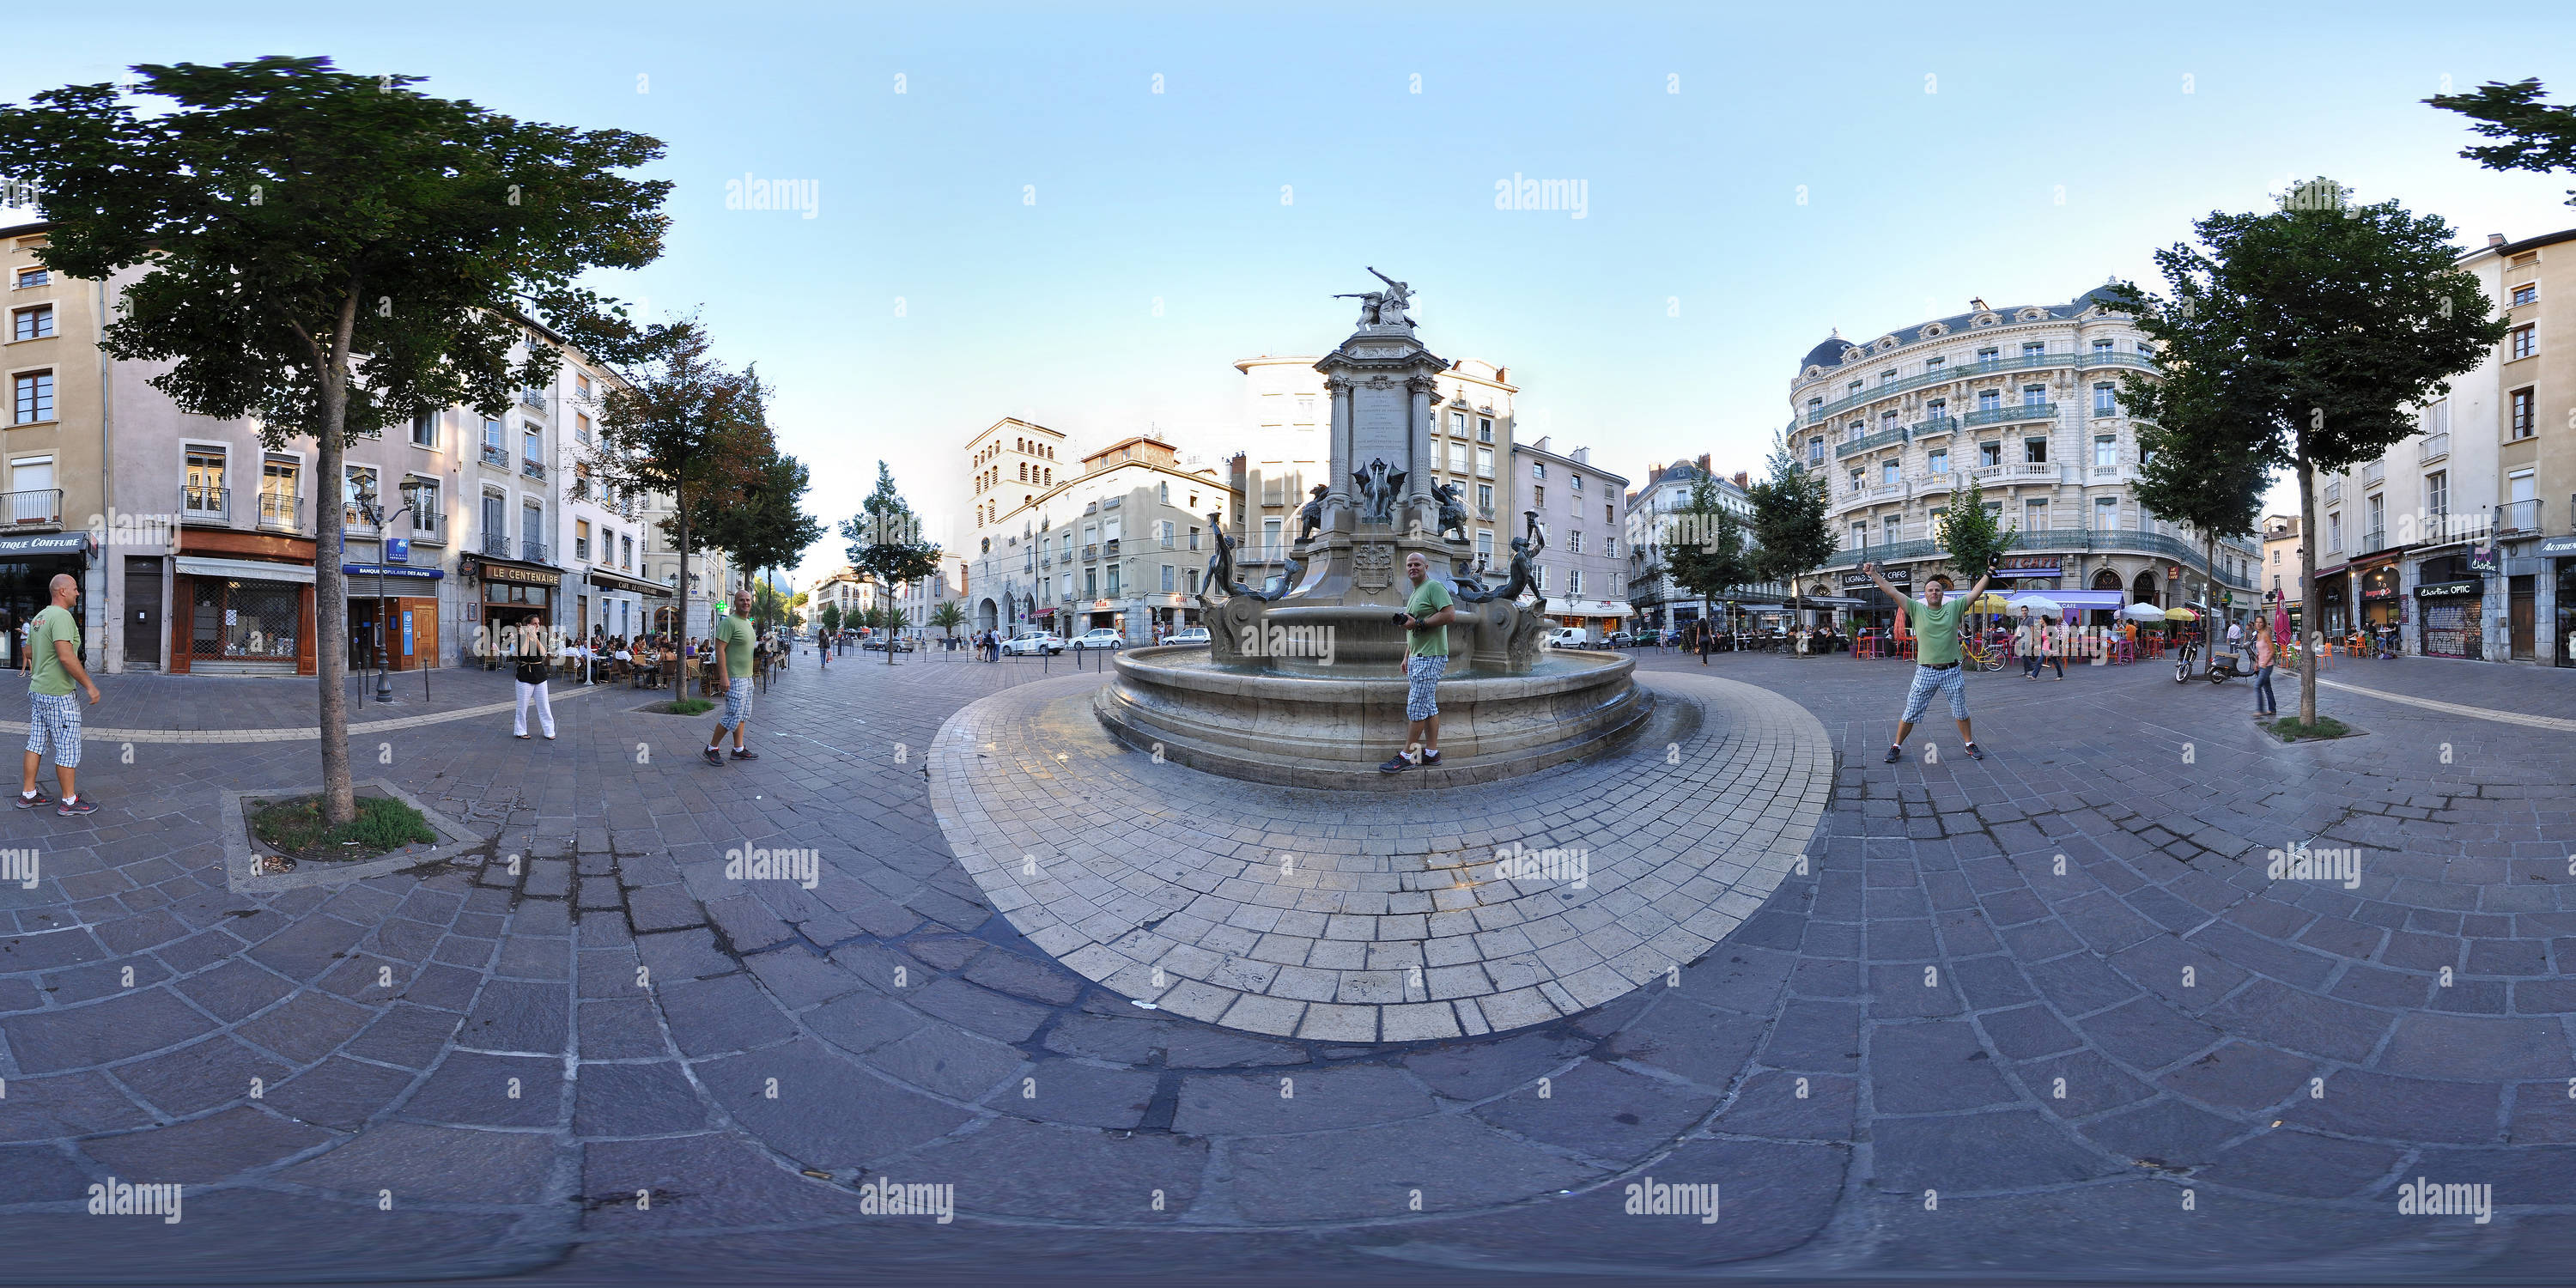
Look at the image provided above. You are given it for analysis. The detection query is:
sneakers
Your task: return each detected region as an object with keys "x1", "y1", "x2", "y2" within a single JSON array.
[
  {"x1": 703, "y1": 746, "x2": 726, "y2": 766},
  {"x1": 1378, "y1": 752, "x2": 1418, "y2": 774},
  {"x1": 15, "y1": 788, "x2": 53, "y2": 809},
  {"x1": 57, "y1": 795, "x2": 96, "y2": 817},
  {"x1": 1420, "y1": 749, "x2": 1442, "y2": 765},
  {"x1": 1883, "y1": 745, "x2": 1903, "y2": 764},
  {"x1": 730, "y1": 748, "x2": 760, "y2": 762},
  {"x1": 1965, "y1": 743, "x2": 1986, "y2": 760}
]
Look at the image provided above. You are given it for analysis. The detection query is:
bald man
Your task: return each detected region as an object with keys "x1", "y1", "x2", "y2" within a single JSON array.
[{"x1": 20, "y1": 574, "x2": 100, "y2": 817}]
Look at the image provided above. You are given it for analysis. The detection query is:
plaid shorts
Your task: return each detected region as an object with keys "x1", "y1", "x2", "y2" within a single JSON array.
[
  {"x1": 1405, "y1": 654, "x2": 1448, "y2": 722},
  {"x1": 717, "y1": 677, "x2": 756, "y2": 732},
  {"x1": 25, "y1": 690, "x2": 82, "y2": 769},
  {"x1": 1899, "y1": 663, "x2": 1969, "y2": 723}
]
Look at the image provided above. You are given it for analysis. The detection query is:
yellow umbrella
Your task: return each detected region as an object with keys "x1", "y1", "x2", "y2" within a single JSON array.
[
  {"x1": 1967, "y1": 592, "x2": 2014, "y2": 612},
  {"x1": 2164, "y1": 606, "x2": 2198, "y2": 621}
]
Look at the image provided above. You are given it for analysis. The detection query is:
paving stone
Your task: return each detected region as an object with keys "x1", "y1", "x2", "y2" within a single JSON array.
[
  {"x1": 573, "y1": 1061, "x2": 709, "y2": 1137},
  {"x1": 1171, "y1": 1066, "x2": 1438, "y2": 1135},
  {"x1": 274, "y1": 1120, "x2": 554, "y2": 1202},
  {"x1": 1472, "y1": 1058, "x2": 1716, "y2": 1159}
]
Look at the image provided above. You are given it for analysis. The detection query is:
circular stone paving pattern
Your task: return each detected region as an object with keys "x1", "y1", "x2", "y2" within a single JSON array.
[{"x1": 928, "y1": 670, "x2": 1834, "y2": 1043}]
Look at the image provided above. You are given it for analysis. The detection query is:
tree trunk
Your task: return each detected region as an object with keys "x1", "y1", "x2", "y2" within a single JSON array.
[
  {"x1": 675, "y1": 483, "x2": 691, "y2": 649},
  {"x1": 316, "y1": 288, "x2": 362, "y2": 825},
  {"x1": 2296, "y1": 456, "x2": 2318, "y2": 725}
]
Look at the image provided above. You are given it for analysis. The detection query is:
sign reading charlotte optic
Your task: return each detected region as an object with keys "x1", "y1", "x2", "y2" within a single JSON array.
[{"x1": 2415, "y1": 579, "x2": 2481, "y2": 599}]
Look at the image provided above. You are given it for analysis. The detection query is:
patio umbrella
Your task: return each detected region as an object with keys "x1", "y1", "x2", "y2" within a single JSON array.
[
  {"x1": 2164, "y1": 606, "x2": 2198, "y2": 621},
  {"x1": 2007, "y1": 594, "x2": 2063, "y2": 616},
  {"x1": 1965, "y1": 592, "x2": 2014, "y2": 612},
  {"x1": 2118, "y1": 602, "x2": 2166, "y2": 621}
]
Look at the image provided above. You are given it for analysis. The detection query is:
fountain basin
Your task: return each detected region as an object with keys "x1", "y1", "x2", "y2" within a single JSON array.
[{"x1": 1095, "y1": 643, "x2": 1652, "y2": 789}]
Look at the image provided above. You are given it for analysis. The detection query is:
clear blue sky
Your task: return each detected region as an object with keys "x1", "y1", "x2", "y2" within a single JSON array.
[{"x1": 9, "y1": 2, "x2": 2574, "y2": 585}]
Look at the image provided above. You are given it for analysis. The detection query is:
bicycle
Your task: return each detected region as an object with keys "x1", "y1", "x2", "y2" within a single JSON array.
[{"x1": 1959, "y1": 632, "x2": 2008, "y2": 672}]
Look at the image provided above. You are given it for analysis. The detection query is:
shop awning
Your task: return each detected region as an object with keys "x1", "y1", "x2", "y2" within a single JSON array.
[
  {"x1": 0, "y1": 532, "x2": 92, "y2": 558},
  {"x1": 178, "y1": 555, "x2": 314, "y2": 585},
  {"x1": 587, "y1": 568, "x2": 673, "y2": 597},
  {"x1": 343, "y1": 562, "x2": 443, "y2": 580}
]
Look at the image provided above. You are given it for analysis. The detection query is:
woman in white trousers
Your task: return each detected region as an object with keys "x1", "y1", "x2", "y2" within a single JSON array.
[{"x1": 513, "y1": 616, "x2": 556, "y2": 739}]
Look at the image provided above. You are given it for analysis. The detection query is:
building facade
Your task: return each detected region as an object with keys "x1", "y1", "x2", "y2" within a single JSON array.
[
  {"x1": 1508, "y1": 434, "x2": 1630, "y2": 639},
  {"x1": 1624, "y1": 456, "x2": 1790, "y2": 634},
  {"x1": 637, "y1": 491, "x2": 736, "y2": 641},
  {"x1": 965, "y1": 431, "x2": 1225, "y2": 643},
  {"x1": 1791, "y1": 289, "x2": 2257, "y2": 627},
  {"x1": 3, "y1": 222, "x2": 109, "y2": 673}
]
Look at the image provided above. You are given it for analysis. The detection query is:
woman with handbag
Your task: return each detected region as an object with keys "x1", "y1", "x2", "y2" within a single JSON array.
[{"x1": 513, "y1": 617, "x2": 556, "y2": 740}]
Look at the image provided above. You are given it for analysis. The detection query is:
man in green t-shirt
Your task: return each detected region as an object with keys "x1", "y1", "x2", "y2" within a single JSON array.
[
  {"x1": 703, "y1": 592, "x2": 762, "y2": 766},
  {"x1": 1382, "y1": 551, "x2": 1458, "y2": 774},
  {"x1": 19, "y1": 574, "x2": 101, "y2": 816},
  {"x1": 1862, "y1": 561, "x2": 1990, "y2": 764}
]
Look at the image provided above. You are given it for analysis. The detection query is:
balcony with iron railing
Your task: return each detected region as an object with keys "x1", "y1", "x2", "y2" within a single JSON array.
[
  {"x1": 258, "y1": 492, "x2": 303, "y2": 531},
  {"x1": 1911, "y1": 416, "x2": 1959, "y2": 439},
  {"x1": 1962, "y1": 402, "x2": 2057, "y2": 428},
  {"x1": 1834, "y1": 423, "x2": 1911, "y2": 459},
  {"x1": 3, "y1": 489, "x2": 64, "y2": 530},
  {"x1": 521, "y1": 538, "x2": 550, "y2": 564},
  {"x1": 408, "y1": 507, "x2": 447, "y2": 544},
  {"x1": 480, "y1": 443, "x2": 508, "y2": 469},
  {"x1": 482, "y1": 532, "x2": 514, "y2": 559},
  {"x1": 2419, "y1": 434, "x2": 2448, "y2": 463},
  {"x1": 2361, "y1": 528, "x2": 2386, "y2": 554},
  {"x1": 2497, "y1": 499, "x2": 2545, "y2": 536},
  {"x1": 520, "y1": 458, "x2": 546, "y2": 481},
  {"x1": 1800, "y1": 351, "x2": 2154, "y2": 422},
  {"x1": 181, "y1": 485, "x2": 229, "y2": 524},
  {"x1": 2324, "y1": 481, "x2": 2342, "y2": 505},
  {"x1": 1822, "y1": 525, "x2": 2261, "y2": 586},
  {"x1": 1103, "y1": 538, "x2": 1120, "y2": 557},
  {"x1": 1083, "y1": 543, "x2": 1098, "y2": 561},
  {"x1": 519, "y1": 387, "x2": 548, "y2": 410}
]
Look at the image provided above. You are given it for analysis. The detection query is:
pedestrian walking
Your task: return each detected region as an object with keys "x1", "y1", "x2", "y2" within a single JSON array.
[
  {"x1": 2016, "y1": 612, "x2": 2041, "y2": 679},
  {"x1": 1380, "y1": 552, "x2": 1456, "y2": 773},
  {"x1": 705, "y1": 593, "x2": 760, "y2": 765},
  {"x1": 1861, "y1": 561, "x2": 1991, "y2": 762},
  {"x1": 2226, "y1": 617, "x2": 2244, "y2": 648},
  {"x1": 2039, "y1": 617, "x2": 2065, "y2": 679},
  {"x1": 512, "y1": 616, "x2": 556, "y2": 739},
  {"x1": 2252, "y1": 621, "x2": 2279, "y2": 718},
  {"x1": 17, "y1": 574, "x2": 101, "y2": 816}
]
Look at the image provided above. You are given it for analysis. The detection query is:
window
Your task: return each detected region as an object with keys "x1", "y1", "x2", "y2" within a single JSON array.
[
  {"x1": 2094, "y1": 496, "x2": 2117, "y2": 530},
  {"x1": 1571, "y1": 472, "x2": 1583, "y2": 492},
  {"x1": 1880, "y1": 409, "x2": 1899, "y2": 429},
  {"x1": 410, "y1": 410, "x2": 438, "y2": 447},
  {"x1": 2366, "y1": 494, "x2": 2385, "y2": 545},
  {"x1": 1105, "y1": 564, "x2": 1121, "y2": 596},
  {"x1": 1162, "y1": 563, "x2": 1176, "y2": 592},
  {"x1": 2024, "y1": 498, "x2": 2049, "y2": 530},
  {"x1": 1476, "y1": 447, "x2": 1494, "y2": 477},
  {"x1": 1977, "y1": 389, "x2": 2001, "y2": 413},
  {"x1": 1850, "y1": 520, "x2": 1868, "y2": 549},
  {"x1": 1475, "y1": 483, "x2": 1493, "y2": 513},
  {"x1": 1926, "y1": 398, "x2": 1947, "y2": 421},
  {"x1": 1880, "y1": 459, "x2": 1899, "y2": 487},
  {"x1": 2425, "y1": 470, "x2": 2446, "y2": 519},
  {"x1": 1929, "y1": 507, "x2": 1947, "y2": 537},
  {"x1": 522, "y1": 501, "x2": 543, "y2": 544},
  {"x1": 1807, "y1": 436, "x2": 1823, "y2": 465},
  {"x1": 2093, "y1": 434, "x2": 2116, "y2": 467},
  {"x1": 483, "y1": 417, "x2": 504, "y2": 451},
  {"x1": 404, "y1": 478, "x2": 439, "y2": 528},
  {"x1": 2022, "y1": 383, "x2": 2047, "y2": 407},
  {"x1": 2093, "y1": 338, "x2": 2114, "y2": 356},
  {"x1": 1976, "y1": 346, "x2": 1999, "y2": 363},
  {"x1": 2024, "y1": 437, "x2": 2048, "y2": 464},
  {"x1": 521, "y1": 427, "x2": 541, "y2": 463},
  {"x1": 1848, "y1": 467, "x2": 1864, "y2": 493},
  {"x1": 576, "y1": 374, "x2": 592, "y2": 402},
  {"x1": 1533, "y1": 484, "x2": 1545, "y2": 507},
  {"x1": 1478, "y1": 417, "x2": 1493, "y2": 443},
  {"x1": 1568, "y1": 529, "x2": 1583, "y2": 554},
  {"x1": 1569, "y1": 568, "x2": 1583, "y2": 595},
  {"x1": 1978, "y1": 440, "x2": 2002, "y2": 467},
  {"x1": 1928, "y1": 447, "x2": 1949, "y2": 475},
  {"x1": 1476, "y1": 530, "x2": 1494, "y2": 563},
  {"x1": 2022, "y1": 341, "x2": 2046, "y2": 360},
  {"x1": 1883, "y1": 516, "x2": 1901, "y2": 543},
  {"x1": 576, "y1": 519, "x2": 592, "y2": 562},
  {"x1": 185, "y1": 447, "x2": 225, "y2": 513},
  {"x1": 11, "y1": 304, "x2": 53, "y2": 340},
  {"x1": 1449, "y1": 441, "x2": 1469, "y2": 472},
  {"x1": 13, "y1": 267, "x2": 49, "y2": 289},
  {"x1": 2512, "y1": 283, "x2": 2537, "y2": 307},
  {"x1": 2326, "y1": 512, "x2": 2341, "y2": 553},
  {"x1": 1450, "y1": 410, "x2": 1467, "y2": 435},
  {"x1": 11, "y1": 369, "x2": 53, "y2": 423},
  {"x1": 1925, "y1": 355, "x2": 1945, "y2": 373},
  {"x1": 9, "y1": 457, "x2": 55, "y2": 519},
  {"x1": 1532, "y1": 461, "x2": 1546, "y2": 481},
  {"x1": 2093, "y1": 382, "x2": 2115, "y2": 415},
  {"x1": 2511, "y1": 387, "x2": 2536, "y2": 438},
  {"x1": 1261, "y1": 517, "x2": 1282, "y2": 556},
  {"x1": 2510, "y1": 325, "x2": 2537, "y2": 360}
]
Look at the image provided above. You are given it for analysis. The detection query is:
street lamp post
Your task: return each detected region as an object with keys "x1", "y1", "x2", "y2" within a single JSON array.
[{"x1": 355, "y1": 485, "x2": 417, "y2": 704}]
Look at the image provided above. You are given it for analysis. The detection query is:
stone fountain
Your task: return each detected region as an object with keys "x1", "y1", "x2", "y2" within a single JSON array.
[{"x1": 1096, "y1": 272, "x2": 1650, "y2": 788}]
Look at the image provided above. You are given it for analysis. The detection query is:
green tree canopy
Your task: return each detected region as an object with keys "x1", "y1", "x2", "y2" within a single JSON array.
[
  {"x1": 1747, "y1": 426, "x2": 1838, "y2": 626},
  {"x1": 0, "y1": 56, "x2": 668, "y2": 822},
  {"x1": 842, "y1": 463, "x2": 942, "y2": 664},
  {"x1": 1662, "y1": 474, "x2": 1750, "y2": 629},
  {"x1": 2428, "y1": 78, "x2": 2576, "y2": 205}
]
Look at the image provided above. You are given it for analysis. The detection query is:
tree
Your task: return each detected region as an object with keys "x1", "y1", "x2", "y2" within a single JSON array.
[
  {"x1": 685, "y1": 446, "x2": 823, "y2": 619},
  {"x1": 1935, "y1": 475, "x2": 2015, "y2": 637},
  {"x1": 592, "y1": 320, "x2": 768, "y2": 645},
  {"x1": 1747, "y1": 426, "x2": 1838, "y2": 634},
  {"x1": 818, "y1": 602, "x2": 842, "y2": 635},
  {"x1": 1661, "y1": 473, "x2": 1749, "y2": 656},
  {"x1": 930, "y1": 600, "x2": 967, "y2": 641},
  {"x1": 2124, "y1": 179, "x2": 2505, "y2": 724},
  {"x1": 2428, "y1": 79, "x2": 2576, "y2": 206},
  {"x1": 0, "y1": 57, "x2": 667, "y2": 823},
  {"x1": 842, "y1": 463, "x2": 942, "y2": 665},
  {"x1": 2107, "y1": 275, "x2": 2271, "y2": 627}
]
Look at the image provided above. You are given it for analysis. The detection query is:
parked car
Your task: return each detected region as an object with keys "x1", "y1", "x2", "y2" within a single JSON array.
[
  {"x1": 1163, "y1": 627, "x2": 1211, "y2": 645},
  {"x1": 1605, "y1": 630, "x2": 1635, "y2": 647},
  {"x1": 1072, "y1": 628, "x2": 1126, "y2": 651},
  {"x1": 1544, "y1": 627, "x2": 1589, "y2": 649},
  {"x1": 861, "y1": 635, "x2": 915, "y2": 653},
  {"x1": 1000, "y1": 631, "x2": 1066, "y2": 656}
]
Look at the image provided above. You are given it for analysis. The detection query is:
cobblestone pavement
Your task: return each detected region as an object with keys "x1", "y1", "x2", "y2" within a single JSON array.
[{"x1": 1, "y1": 643, "x2": 2573, "y2": 1283}]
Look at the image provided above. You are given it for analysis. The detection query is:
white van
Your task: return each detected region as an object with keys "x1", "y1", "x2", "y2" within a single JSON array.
[{"x1": 1545, "y1": 627, "x2": 1589, "y2": 648}]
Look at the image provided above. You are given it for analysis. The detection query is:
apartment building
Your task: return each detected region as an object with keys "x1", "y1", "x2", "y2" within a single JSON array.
[
  {"x1": 1623, "y1": 456, "x2": 1788, "y2": 634},
  {"x1": 558, "y1": 372, "x2": 665, "y2": 644},
  {"x1": 1509, "y1": 434, "x2": 1630, "y2": 639},
  {"x1": 638, "y1": 490, "x2": 737, "y2": 641},
  {"x1": 1791, "y1": 289, "x2": 2256, "y2": 630},
  {"x1": 966, "y1": 430, "x2": 1225, "y2": 643},
  {"x1": 3, "y1": 222, "x2": 108, "y2": 672}
]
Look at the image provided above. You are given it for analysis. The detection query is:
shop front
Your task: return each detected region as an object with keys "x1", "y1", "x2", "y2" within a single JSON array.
[
  {"x1": 1990, "y1": 556, "x2": 2062, "y2": 592},
  {"x1": 172, "y1": 530, "x2": 317, "y2": 676},
  {"x1": 2546, "y1": 537, "x2": 2576, "y2": 668},
  {"x1": 343, "y1": 557, "x2": 445, "y2": 671},
  {"x1": 2357, "y1": 560, "x2": 2403, "y2": 647},
  {"x1": 586, "y1": 568, "x2": 671, "y2": 643},
  {"x1": 465, "y1": 556, "x2": 562, "y2": 669},
  {"x1": 2314, "y1": 566, "x2": 2349, "y2": 637},
  {"x1": 0, "y1": 532, "x2": 93, "y2": 672},
  {"x1": 2416, "y1": 578, "x2": 2483, "y2": 659},
  {"x1": 1840, "y1": 565, "x2": 1913, "y2": 633}
]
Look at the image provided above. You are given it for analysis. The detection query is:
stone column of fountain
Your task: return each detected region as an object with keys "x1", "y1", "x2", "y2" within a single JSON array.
[{"x1": 1097, "y1": 272, "x2": 1649, "y2": 788}]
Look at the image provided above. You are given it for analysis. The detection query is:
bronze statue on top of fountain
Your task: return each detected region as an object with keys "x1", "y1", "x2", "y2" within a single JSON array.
[
  {"x1": 1201, "y1": 510, "x2": 1249, "y2": 600},
  {"x1": 1459, "y1": 510, "x2": 1546, "y2": 612},
  {"x1": 1430, "y1": 481, "x2": 1470, "y2": 544}
]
